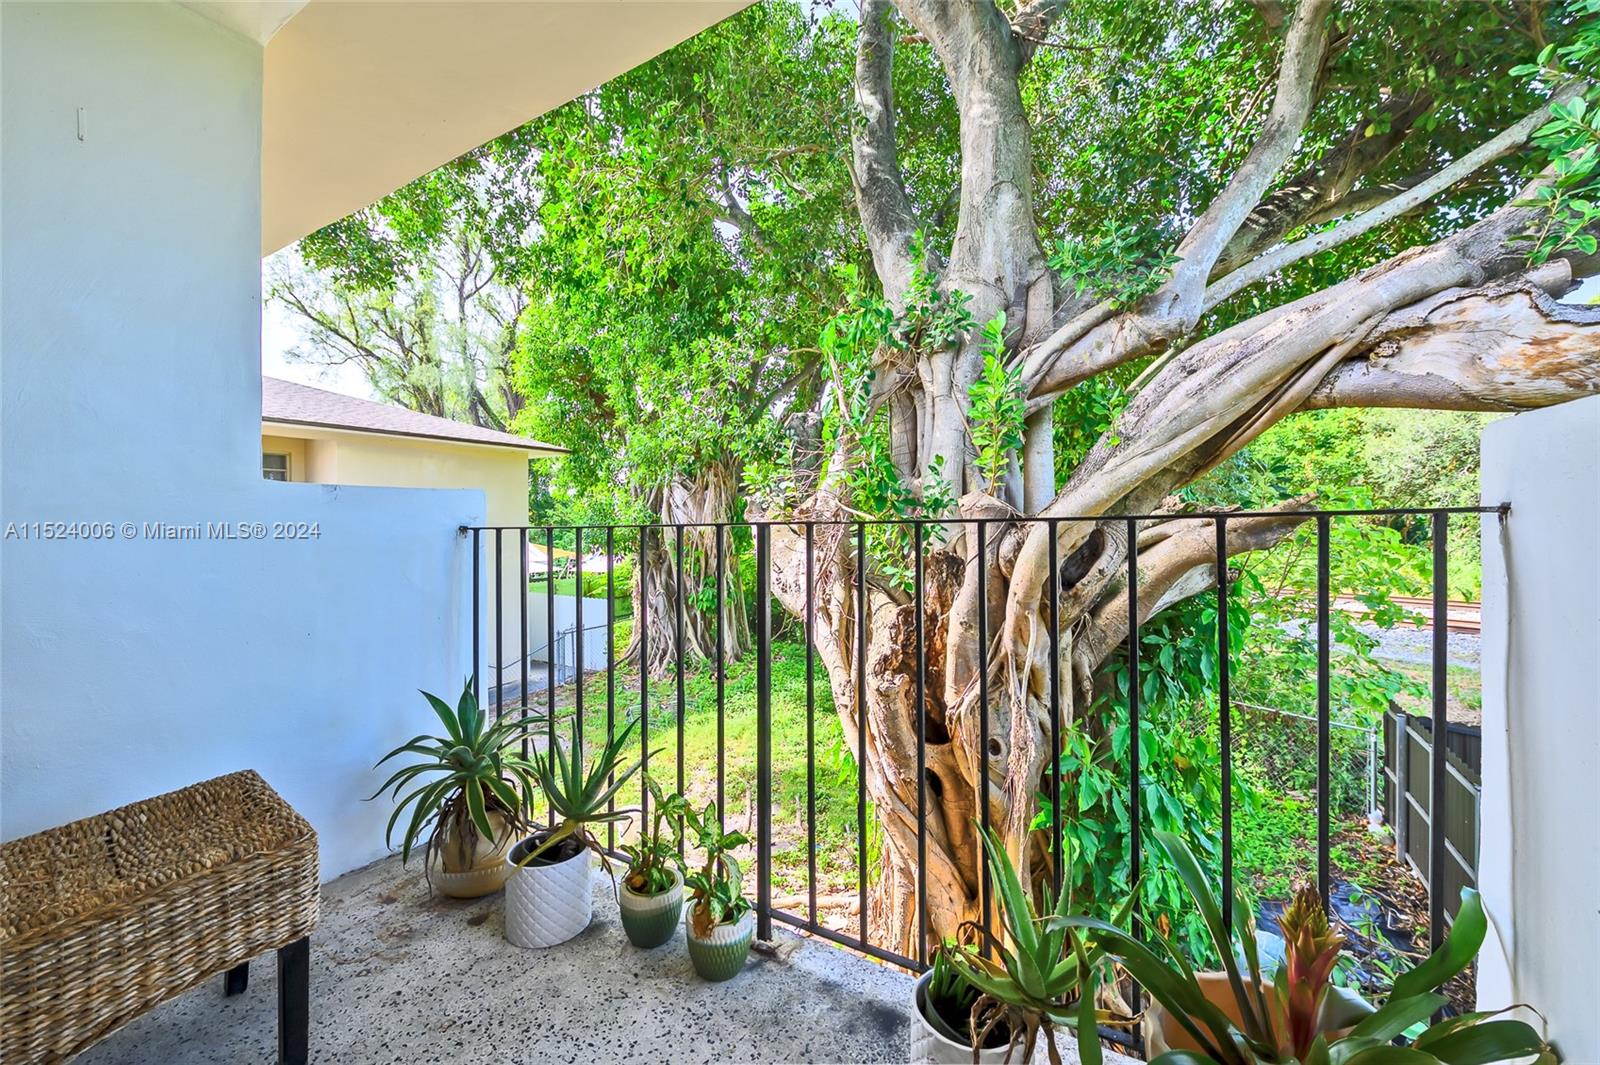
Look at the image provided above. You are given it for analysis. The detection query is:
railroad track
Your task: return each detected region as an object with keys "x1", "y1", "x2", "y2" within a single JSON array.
[{"x1": 1331, "y1": 594, "x2": 1482, "y2": 635}]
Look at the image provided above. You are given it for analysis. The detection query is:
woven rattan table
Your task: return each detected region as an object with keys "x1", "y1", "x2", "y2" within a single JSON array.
[{"x1": 0, "y1": 770, "x2": 319, "y2": 1064}]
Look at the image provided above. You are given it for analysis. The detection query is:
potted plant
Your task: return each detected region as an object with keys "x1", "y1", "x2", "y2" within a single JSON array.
[
  {"x1": 504, "y1": 721, "x2": 640, "y2": 949},
  {"x1": 370, "y1": 681, "x2": 544, "y2": 898},
  {"x1": 934, "y1": 825, "x2": 1125, "y2": 1065},
  {"x1": 910, "y1": 943, "x2": 1014, "y2": 1065},
  {"x1": 1059, "y1": 830, "x2": 1559, "y2": 1064},
  {"x1": 618, "y1": 775, "x2": 688, "y2": 948},
  {"x1": 682, "y1": 801, "x2": 752, "y2": 981}
]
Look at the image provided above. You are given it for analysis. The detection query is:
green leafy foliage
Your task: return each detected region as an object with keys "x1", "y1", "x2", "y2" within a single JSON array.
[
  {"x1": 1049, "y1": 220, "x2": 1179, "y2": 307},
  {"x1": 682, "y1": 800, "x2": 752, "y2": 935},
  {"x1": 369, "y1": 681, "x2": 546, "y2": 869},
  {"x1": 1511, "y1": 0, "x2": 1600, "y2": 263},
  {"x1": 621, "y1": 774, "x2": 688, "y2": 896},
  {"x1": 967, "y1": 313, "x2": 1028, "y2": 493}
]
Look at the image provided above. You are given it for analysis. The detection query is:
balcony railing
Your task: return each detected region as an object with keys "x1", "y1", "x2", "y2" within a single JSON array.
[{"x1": 461, "y1": 505, "x2": 1503, "y2": 1050}]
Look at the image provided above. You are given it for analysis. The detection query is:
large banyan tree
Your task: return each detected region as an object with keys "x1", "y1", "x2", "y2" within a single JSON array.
[{"x1": 762, "y1": 0, "x2": 1600, "y2": 954}]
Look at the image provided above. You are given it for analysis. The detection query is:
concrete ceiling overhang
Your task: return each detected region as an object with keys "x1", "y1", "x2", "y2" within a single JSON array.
[{"x1": 260, "y1": 0, "x2": 749, "y2": 255}]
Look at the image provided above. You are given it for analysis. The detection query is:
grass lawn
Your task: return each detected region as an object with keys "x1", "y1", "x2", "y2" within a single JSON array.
[{"x1": 532, "y1": 625, "x2": 866, "y2": 914}]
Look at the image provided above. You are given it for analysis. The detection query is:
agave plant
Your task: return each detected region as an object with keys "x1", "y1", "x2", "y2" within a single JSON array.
[
  {"x1": 682, "y1": 800, "x2": 750, "y2": 936},
  {"x1": 1057, "y1": 830, "x2": 1557, "y2": 1065},
  {"x1": 369, "y1": 680, "x2": 545, "y2": 874},
  {"x1": 621, "y1": 774, "x2": 688, "y2": 895},
  {"x1": 515, "y1": 719, "x2": 642, "y2": 870},
  {"x1": 945, "y1": 825, "x2": 1131, "y2": 1065}
]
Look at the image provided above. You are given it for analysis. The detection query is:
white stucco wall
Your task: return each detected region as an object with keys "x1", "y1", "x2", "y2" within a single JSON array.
[
  {"x1": 1477, "y1": 395, "x2": 1600, "y2": 1062},
  {"x1": 1, "y1": 2, "x2": 478, "y2": 878}
]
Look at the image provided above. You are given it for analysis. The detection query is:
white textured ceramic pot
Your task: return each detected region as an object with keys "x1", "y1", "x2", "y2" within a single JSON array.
[
  {"x1": 503, "y1": 837, "x2": 592, "y2": 948},
  {"x1": 909, "y1": 971, "x2": 1012, "y2": 1065}
]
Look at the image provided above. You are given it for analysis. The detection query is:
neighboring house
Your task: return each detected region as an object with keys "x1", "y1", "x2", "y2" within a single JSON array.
[{"x1": 260, "y1": 375, "x2": 562, "y2": 526}]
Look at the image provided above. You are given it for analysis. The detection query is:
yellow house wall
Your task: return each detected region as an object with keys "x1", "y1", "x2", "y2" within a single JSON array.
[{"x1": 261, "y1": 433, "x2": 311, "y2": 481}]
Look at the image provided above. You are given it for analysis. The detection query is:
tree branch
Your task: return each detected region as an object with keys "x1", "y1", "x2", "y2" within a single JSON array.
[
  {"x1": 1203, "y1": 84, "x2": 1587, "y2": 313},
  {"x1": 850, "y1": 0, "x2": 922, "y2": 304}
]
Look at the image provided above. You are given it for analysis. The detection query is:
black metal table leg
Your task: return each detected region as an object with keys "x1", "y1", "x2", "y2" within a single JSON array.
[
  {"x1": 277, "y1": 936, "x2": 309, "y2": 1065},
  {"x1": 223, "y1": 961, "x2": 249, "y2": 996}
]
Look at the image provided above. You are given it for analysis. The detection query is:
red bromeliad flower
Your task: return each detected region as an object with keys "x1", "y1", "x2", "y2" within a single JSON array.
[{"x1": 1278, "y1": 885, "x2": 1347, "y2": 1059}]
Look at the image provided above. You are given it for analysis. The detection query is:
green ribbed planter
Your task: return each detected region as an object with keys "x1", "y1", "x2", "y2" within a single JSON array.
[
  {"x1": 685, "y1": 912, "x2": 752, "y2": 982},
  {"x1": 618, "y1": 870, "x2": 683, "y2": 949}
]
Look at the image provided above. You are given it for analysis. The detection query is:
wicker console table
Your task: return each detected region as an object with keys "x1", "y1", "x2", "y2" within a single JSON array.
[{"x1": 0, "y1": 770, "x2": 319, "y2": 1063}]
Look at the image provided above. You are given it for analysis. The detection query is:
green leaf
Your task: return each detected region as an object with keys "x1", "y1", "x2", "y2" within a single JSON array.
[{"x1": 1390, "y1": 889, "x2": 1486, "y2": 1001}]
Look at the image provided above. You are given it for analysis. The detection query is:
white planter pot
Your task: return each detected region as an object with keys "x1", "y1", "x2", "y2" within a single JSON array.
[
  {"x1": 503, "y1": 838, "x2": 592, "y2": 948},
  {"x1": 909, "y1": 970, "x2": 1012, "y2": 1064}
]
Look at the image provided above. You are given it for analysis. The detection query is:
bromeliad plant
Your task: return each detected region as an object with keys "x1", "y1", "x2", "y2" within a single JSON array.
[
  {"x1": 682, "y1": 801, "x2": 750, "y2": 936},
  {"x1": 621, "y1": 774, "x2": 687, "y2": 895},
  {"x1": 1058, "y1": 831, "x2": 1558, "y2": 1065},
  {"x1": 516, "y1": 719, "x2": 642, "y2": 873},
  {"x1": 945, "y1": 825, "x2": 1131, "y2": 1065},
  {"x1": 370, "y1": 680, "x2": 545, "y2": 882}
]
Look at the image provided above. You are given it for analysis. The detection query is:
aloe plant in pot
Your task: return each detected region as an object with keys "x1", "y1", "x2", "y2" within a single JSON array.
[
  {"x1": 504, "y1": 721, "x2": 640, "y2": 949},
  {"x1": 369, "y1": 681, "x2": 545, "y2": 898},
  {"x1": 924, "y1": 825, "x2": 1127, "y2": 1065},
  {"x1": 617, "y1": 775, "x2": 688, "y2": 948},
  {"x1": 682, "y1": 801, "x2": 752, "y2": 982}
]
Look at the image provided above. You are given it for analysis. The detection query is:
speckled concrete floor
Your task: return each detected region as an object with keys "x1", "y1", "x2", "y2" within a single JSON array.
[{"x1": 77, "y1": 853, "x2": 916, "y2": 1064}]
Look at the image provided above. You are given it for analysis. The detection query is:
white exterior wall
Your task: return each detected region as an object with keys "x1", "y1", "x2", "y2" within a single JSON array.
[
  {"x1": 1477, "y1": 395, "x2": 1600, "y2": 1062},
  {"x1": 0, "y1": 3, "x2": 478, "y2": 878}
]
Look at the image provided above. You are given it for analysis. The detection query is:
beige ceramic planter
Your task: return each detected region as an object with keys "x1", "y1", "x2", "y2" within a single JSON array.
[{"x1": 427, "y1": 811, "x2": 515, "y2": 898}]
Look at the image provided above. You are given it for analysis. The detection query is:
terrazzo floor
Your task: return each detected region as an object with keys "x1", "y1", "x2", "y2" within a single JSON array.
[{"x1": 77, "y1": 853, "x2": 916, "y2": 1064}]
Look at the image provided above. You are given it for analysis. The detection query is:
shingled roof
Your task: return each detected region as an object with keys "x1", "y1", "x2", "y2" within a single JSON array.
[{"x1": 262, "y1": 376, "x2": 564, "y2": 455}]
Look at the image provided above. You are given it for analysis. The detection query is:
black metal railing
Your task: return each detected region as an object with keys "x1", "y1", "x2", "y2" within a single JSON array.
[{"x1": 462, "y1": 504, "x2": 1505, "y2": 1040}]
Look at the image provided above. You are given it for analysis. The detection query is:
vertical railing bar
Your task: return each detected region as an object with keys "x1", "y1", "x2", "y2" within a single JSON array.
[
  {"x1": 805, "y1": 522, "x2": 818, "y2": 927},
  {"x1": 574, "y1": 527, "x2": 584, "y2": 764},
  {"x1": 1126, "y1": 516, "x2": 1143, "y2": 1048},
  {"x1": 976, "y1": 519, "x2": 992, "y2": 952},
  {"x1": 755, "y1": 522, "x2": 774, "y2": 942},
  {"x1": 1215, "y1": 515, "x2": 1233, "y2": 930},
  {"x1": 520, "y1": 528, "x2": 530, "y2": 761},
  {"x1": 606, "y1": 526, "x2": 616, "y2": 853},
  {"x1": 1429, "y1": 510, "x2": 1449, "y2": 955},
  {"x1": 546, "y1": 527, "x2": 557, "y2": 824},
  {"x1": 639, "y1": 527, "x2": 650, "y2": 827},
  {"x1": 716, "y1": 524, "x2": 727, "y2": 831},
  {"x1": 855, "y1": 521, "x2": 869, "y2": 949},
  {"x1": 1316, "y1": 514, "x2": 1332, "y2": 907},
  {"x1": 471, "y1": 528, "x2": 481, "y2": 709},
  {"x1": 494, "y1": 529, "x2": 504, "y2": 721},
  {"x1": 674, "y1": 525, "x2": 687, "y2": 849},
  {"x1": 1047, "y1": 518, "x2": 1062, "y2": 895},
  {"x1": 913, "y1": 520, "x2": 927, "y2": 964}
]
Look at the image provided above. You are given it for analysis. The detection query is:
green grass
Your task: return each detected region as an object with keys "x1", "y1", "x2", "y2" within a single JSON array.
[{"x1": 540, "y1": 628, "x2": 863, "y2": 901}]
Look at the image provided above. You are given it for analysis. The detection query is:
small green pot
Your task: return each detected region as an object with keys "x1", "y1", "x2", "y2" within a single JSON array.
[
  {"x1": 685, "y1": 911, "x2": 753, "y2": 982},
  {"x1": 619, "y1": 868, "x2": 684, "y2": 949}
]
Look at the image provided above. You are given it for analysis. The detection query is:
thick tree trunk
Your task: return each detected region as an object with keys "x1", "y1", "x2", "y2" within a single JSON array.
[
  {"x1": 626, "y1": 464, "x2": 751, "y2": 678},
  {"x1": 806, "y1": 0, "x2": 1600, "y2": 955}
]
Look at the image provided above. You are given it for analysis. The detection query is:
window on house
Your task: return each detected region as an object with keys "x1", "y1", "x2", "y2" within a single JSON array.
[{"x1": 262, "y1": 452, "x2": 290, "y2": 481}]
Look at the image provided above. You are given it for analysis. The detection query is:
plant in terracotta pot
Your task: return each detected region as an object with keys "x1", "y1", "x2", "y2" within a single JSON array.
[
  {"x1": 932, "y1": 825, "x2": 1126, "y2": 1065},
  {"x1": 617, "y1": 775, "x2": 688, "y2": 948},
  {"x1": 504, "y1": 721, "x2": 640, "y2": 949},
  {"x1": 681, "y1": 801, "x2": 752, "y2": 982},
  {"x1": 1058, "y1": 830, "x2": 1559, "y2": 1064},
  {"x1": 370, "y1": 681, "x2": 545, "y2": 898}
]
